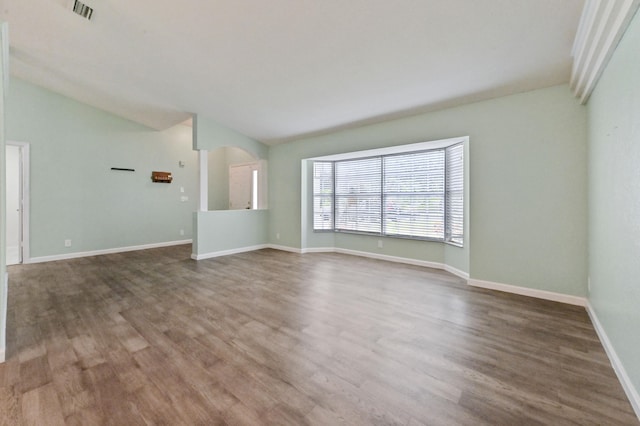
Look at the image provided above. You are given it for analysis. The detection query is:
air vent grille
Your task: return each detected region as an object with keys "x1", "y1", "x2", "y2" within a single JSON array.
[{"x1": 72, "y1": 0, "x2": 93, "y2": 20}]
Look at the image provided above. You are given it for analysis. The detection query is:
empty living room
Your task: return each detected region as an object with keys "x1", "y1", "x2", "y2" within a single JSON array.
[{"x1": 1, "y1": 0, "x2": 639, "y2": 424}]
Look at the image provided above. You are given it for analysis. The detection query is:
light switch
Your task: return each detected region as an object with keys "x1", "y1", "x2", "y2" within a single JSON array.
[{"x1": 180, "y1": 186, "x2": 185, "y2": 193}]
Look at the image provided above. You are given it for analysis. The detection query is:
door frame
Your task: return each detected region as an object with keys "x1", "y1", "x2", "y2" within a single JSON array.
[{"x1": 6, "y1": 141, "x2": 30, "y2": 264}]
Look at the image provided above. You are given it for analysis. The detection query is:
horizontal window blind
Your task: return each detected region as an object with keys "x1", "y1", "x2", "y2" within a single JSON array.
[
  {"x1": 383, "y1": 151, "x2": 445, "y2": 239},
  {"x1": 312, "y1": 141, "x2": 464, "y2": 245},
  {"x1": 313, "y1": 162, "x2": 334, "y2": 230},
  {"x1": 335, "y1": 157, "x2": 382, "y2": 233},
  {"x1": 445, "y1": 143, "x2": 464, "y2": 245}
]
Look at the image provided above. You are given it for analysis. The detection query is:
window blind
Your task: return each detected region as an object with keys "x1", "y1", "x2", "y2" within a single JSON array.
[
  {"x1": 383, "y1": 151, "x2": 445, "y2": 239},
  {"x1": 313, "y1": 162, "x2": 334, "y2": 230},
  {"x1": 445, "y1": 143, "x2": 464, "y2": 245},
  {"x1": 312, "y1": 141, "x2": 464, "y2": 245},
  {"x1": 335, "y1": 157, "x2": 382, "y2": 233}
]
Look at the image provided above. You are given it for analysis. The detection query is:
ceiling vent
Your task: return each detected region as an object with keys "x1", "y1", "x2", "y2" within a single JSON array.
[{"x1": 72, "y1": 0, "x2": 94, "y2": 20}]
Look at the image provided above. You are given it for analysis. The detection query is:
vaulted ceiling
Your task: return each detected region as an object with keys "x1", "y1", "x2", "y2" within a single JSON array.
[{"x1": 1, "y1": 0, "x2": 585, "y2": 144}]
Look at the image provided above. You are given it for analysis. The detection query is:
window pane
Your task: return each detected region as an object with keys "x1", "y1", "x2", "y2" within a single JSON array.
[
  {"x1": 445, "y1": 143, "x2": 464, "y2": 245},
  {"x1": 313, "y1": 162, "x2": 333, "y2": 230},
  {"x1": 335, "y1": 158, "x2": 382, "y2": 233},
  {"x1": 335, "y1": 196, "x2": 381, "y2": 233},
  {"x1": 383, "y1": 150, "x2": 445, "y2": 239},
  {"x1": 384, "y1": 194, "x2": 444, "y2": 238},
  {"x1": 335, "y1": 157, "x2": 381, "y2": 195}
]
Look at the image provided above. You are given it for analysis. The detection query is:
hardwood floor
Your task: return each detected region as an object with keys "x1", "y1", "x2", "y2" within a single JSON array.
[{"x1": 1, "y1": 245, "x2": 637, "y2": 425}]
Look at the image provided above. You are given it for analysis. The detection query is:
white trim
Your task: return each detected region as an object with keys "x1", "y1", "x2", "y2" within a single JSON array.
[
  {"x1": 191, "y1": 244, "x2": 268, "y2": 260},
  {"x1": 571, "y1": 0, "x2": 640, "y2": 103},
  {"x1": 308, "y1": 136, "x2": 468, "y2": 161},
  {"x1": 268, "y1": 244, "x2": 472, "y2": 279},
  {"x1": 300, "y1": 247, "x2": 333, "y2": 254},
  {"x1": 468, "y1": 278, "x2": 587, "y2": 306},
  {"x1": 0, "y1": 348, "x2": 4, "y2": 363},
  {"x1": 194, "y1": 244, "x2": 585, "y2": 307},
  {"x1": 586, "y1": 302, "x2": 640, "y2": 420},
  {"x1": 7, "y1": 141, "x2": 30, "y2": 264},
  {"x1": 268, "y1": 244, "x2": 304, "y2": 254},
  {"x1": 27, "y1": 240, "x2": 193, "y2": 264},
  {"x1": 198, "y1": 149, "x2": 208, "y2": 211},
  {"x1": 444, "y1": 264, "x2": 470, "y2": 280},
  {"x1": 333, "y1": 247, "x2": 444, "y2": 270}
]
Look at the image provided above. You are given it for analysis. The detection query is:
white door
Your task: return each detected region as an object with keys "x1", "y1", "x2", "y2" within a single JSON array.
[
  {"x1": 229, "y1": 164, "x2": 253, "y2": 210},
  {"x1": 6, "y1": 145, "x2": 21, "y2": 264}
]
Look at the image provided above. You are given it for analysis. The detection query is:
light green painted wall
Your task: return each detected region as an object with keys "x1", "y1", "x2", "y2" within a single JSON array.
[
  {"x1": 194, "y1": 115, "x2": 268, "y2": 159},
  {"x1": 208, "y1": 148, "x2": 228, "y2": 210},
  {"x1": 587, "y1": 10, "x2": 640, "y2": 401},
  {"x1": 270, "y1": 84, "x2": 587, "y2": 295},
  {"x1": 194, "y1": 115, "x2": 269, "y2": 256},
  {"x1": 6, "y1": 79, "x2": 198, "y2": 258},
  {"x1": 193, "y1": 209, "x2": 268, "y2": 255},
  {"x1": 0, "y1": 23, "x2": 7, "y2": 359}
]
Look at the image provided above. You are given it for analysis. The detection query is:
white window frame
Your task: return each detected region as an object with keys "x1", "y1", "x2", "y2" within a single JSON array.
[{"x1": 311, "y1": 137, "x2": 465, "y2": 247}]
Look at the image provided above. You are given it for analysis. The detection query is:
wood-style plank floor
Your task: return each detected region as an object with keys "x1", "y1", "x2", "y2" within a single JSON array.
[{"x1": 2, "y1": 245, "x2": 637, "y2": 425}]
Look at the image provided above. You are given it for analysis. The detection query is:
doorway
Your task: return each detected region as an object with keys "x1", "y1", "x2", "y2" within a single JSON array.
[
  {"x1": 5, "y1": 142, "x2": 29, "y2": 265},
  {"x1": 229, "y1": 161, "x2": 263, "y2": 210}
]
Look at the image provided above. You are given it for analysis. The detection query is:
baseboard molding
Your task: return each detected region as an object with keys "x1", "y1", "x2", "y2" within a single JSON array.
[
  {"x1": 468, "y1": 278, "x2": 587, "y2": 306},
  {"x1": 193, "y1": 244, "x2": 583, "y2": 309},
  {"x1": 268, "y1": 244, "x2": 304, "y2": 254},
  {"x1": 0, "y1": 348, "x2": 5, "y2": 363},
  {"x1": 191, "y1": 244, "x2": 269, "y2": 260},
  {"x1": 586, "y1": 302, "x2": 640, "y2": 420},
  {"x1": 333, "y1": 247, "x2": 444, "y2": 271},
  {"x1": 266, "y1": 244, "x2": 471, "y2": 279},
  {"x1": 444, "y1": 264, "x2": 470, "y2": 280},
  {"x1": 301, "y1": 247, "x2": 334, "y2": 254},
  {"x1": 27, "y1": 239, "x2": 193, "y2": 264}
]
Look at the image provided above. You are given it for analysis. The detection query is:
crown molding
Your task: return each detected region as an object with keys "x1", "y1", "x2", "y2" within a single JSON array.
[{"x1": 571, "y1": 0, "x2": 640, "y2": 103}]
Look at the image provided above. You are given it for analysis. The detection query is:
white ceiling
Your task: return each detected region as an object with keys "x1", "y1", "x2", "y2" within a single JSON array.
[{"x1": 0, "y1": 0, "x2": 585, "y2": 144}]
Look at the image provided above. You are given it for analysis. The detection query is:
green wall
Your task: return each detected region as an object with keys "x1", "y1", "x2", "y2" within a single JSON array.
[
  {"x1": 194, "y1": 114, "x2": 268, "y2": 159},
  {"x1": 193, "y1": 209, "x2": 268, "y2": 256},
  {"x1": 193, "y1": 114, "x2": 269, "y2": 257},
  {"x1": 270, "y1": 84, "x2": 588, "y2": 295},
  {"x1": 6, "y1": 79, "x2": 198, "y2": 259},
  {"x1": 587, "y1": 9, "x2": 640, "y2": 403}
]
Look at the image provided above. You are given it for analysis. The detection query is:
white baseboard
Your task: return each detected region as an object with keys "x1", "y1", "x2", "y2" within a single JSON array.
[
  {"x1": 266, "y1": 244, "x2": 471, "y2": 280},
  {"x1": 0, "y1": 348, "x2": 4, "y2": 363},
  {"x1": 444, "y1": 264, "x2": 470, "y2": 280},
  {"x1": 27, "y1": 239, "x2": 193, "y2": 264},
  {"x1": 468, "y1": 278, "x2": 587, "y2": 306},
  {"x1": 301, "y1": 247, "x2": 334, "y2": 254},
  {"x1": 333, "y1": 247, "x2": 444, "y2": 271},
  {"x1": 193, "y1": 244, "x2": 583, "y2": 309},
  {"x1": 586, "y1": 302, "x2": 640, "y2": 420},
  {"x1": 191, "y1": 244, "x2": 269, "y2": 260},
  {"x1": 268, "y1": 244, "x2": 304, "y2": 254}
]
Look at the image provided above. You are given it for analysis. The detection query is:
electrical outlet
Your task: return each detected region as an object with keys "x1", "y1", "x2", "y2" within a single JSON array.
[
  {"x1": 276, "y1": 232, "x2": 280, "y2": 240},
  {"x1": 378, "y1": 240, "x2": 383, "y2": 248},
  {"x1": 64, "y1": 239, "x2": 72, "y2": 247},
  {"x1": 180, "y1": 196, "x2": 189, "y2": 202},
  {"x1": 179, "y1": 229, "x2": 185, "y2": 236}
]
